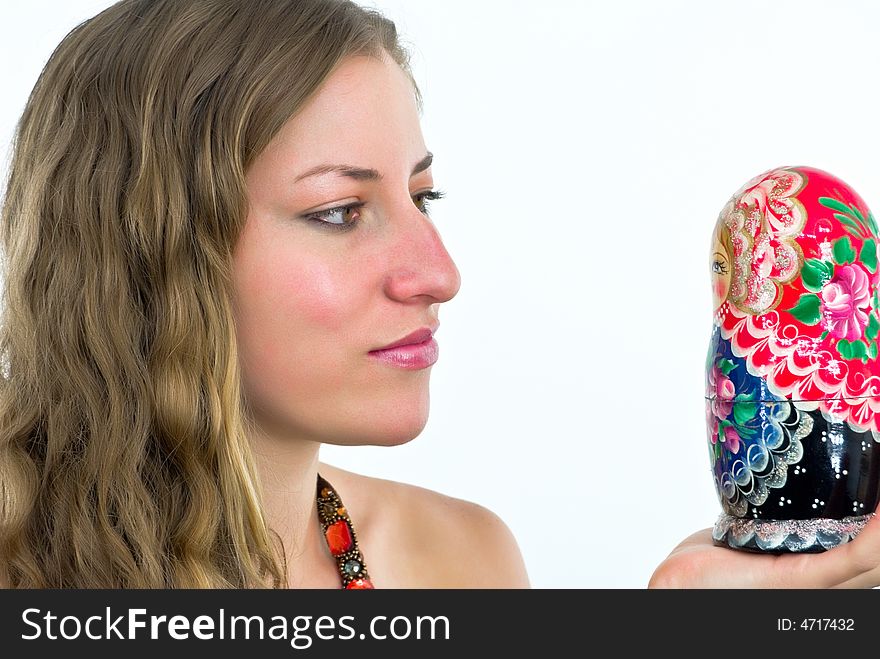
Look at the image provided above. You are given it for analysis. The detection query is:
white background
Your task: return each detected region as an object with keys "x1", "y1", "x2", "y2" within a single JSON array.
[{"x1": 1, "y1": 1, "x2": 878, "y2": 588}]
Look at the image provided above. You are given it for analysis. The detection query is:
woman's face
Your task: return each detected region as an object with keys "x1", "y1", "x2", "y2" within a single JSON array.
[{"x1": 233, "y1": 53, "x2": 460, "y2": 447}]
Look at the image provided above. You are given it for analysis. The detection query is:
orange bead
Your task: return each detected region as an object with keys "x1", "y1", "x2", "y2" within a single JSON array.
[
  {"x1": 345, "y1": 578, "x2": 374, "y2": 589},
  {"x1": 325, "y1": 519, "x2": 353, "y2": 556}
]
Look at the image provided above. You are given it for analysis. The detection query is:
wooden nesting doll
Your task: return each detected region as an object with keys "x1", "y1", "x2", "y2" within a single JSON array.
[{"x1": 707, "y1": 166, "x2": 880, "y2": 552}]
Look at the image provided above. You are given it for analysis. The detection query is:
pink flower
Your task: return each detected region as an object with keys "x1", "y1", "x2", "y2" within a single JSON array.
[
  {"x1": 821, "y1": 265, "x2": 870, "y2": 341},
  {"x1": 721, "y1": 425, "x2": 741, "y2": 454},
  {"x1": 706, "y1": 405, "x2": 719, "y2": 441},
  {"x1": 708, "y1": 365, "x2": 735, "y2": 419}
]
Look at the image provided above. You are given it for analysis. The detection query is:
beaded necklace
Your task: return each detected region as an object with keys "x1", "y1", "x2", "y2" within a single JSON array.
[{"x1": 316, "y1": 473, "x2": 374, "y2": 589}]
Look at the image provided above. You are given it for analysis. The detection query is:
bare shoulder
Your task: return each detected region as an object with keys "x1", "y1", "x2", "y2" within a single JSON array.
[{"x1": 318, "y1": 462, "x2": 530, "y2": 588}]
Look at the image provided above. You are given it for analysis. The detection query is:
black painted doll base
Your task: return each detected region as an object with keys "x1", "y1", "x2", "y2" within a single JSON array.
[{"x1": 713, "y1": 407, "x2": 880, "y2": 553}]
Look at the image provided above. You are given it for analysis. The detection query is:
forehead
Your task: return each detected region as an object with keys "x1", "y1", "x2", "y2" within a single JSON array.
[{"x1": 265, "y1": 53, "x2": 424, "y2": 166}]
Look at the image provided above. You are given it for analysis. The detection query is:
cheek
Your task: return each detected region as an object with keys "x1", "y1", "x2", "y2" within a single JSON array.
[
  {"x1": 234, "y1": 249, "x2": 372, "y2": 417},
  {"x1": 233, "y1": 212, "x2": 367, "y2": 332},
  {"x1": 278, "y1": 259, "x2": 354, "y2": 331},
  {"x1": 712, "y1": 273, "x2": 730, "y2": 307},
  {"x1": 242, "y1": 252, "x2": 361, "y2": 362}
]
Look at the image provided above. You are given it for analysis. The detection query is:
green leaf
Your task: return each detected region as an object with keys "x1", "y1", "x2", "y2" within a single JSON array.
[
  {"x1": 860, "y1": 238, "x2": 877, "y2": 274},
  {"x1": 787, "y1": 293, "x2": 822, "y2": 325},
  {"x1": 870, "y1": 341, "x2": 878, "y2": 360},
  {"x1": 851, "y1": 205, "x2": 867, "y2": 223},
  {"x1": 852, "y1": 340, "x2": 868, "y2": 359},
  {"x1": 820, "y1": 197, "x2": 857, "y2": 217},
  {"x1": 867, "y1": 313, "x2": 880, "y2": 341},
  {"x1": 833, "y1": 236, "x2": 857, "y2": 264},
  {"x1": 844, "y1": 226, "x2": 864, "y2": 241},
  {"x1": 801, "y1": 259, "x2": 834, "y2": 292},
  {"x1": 733, "y1": 401, "x2": 757, "y2": 426},
  {"x1": 868, "y1": 212, "x2": 879, "y2": 236},
  {"x1": 819, "y1": 331, "x2": 830, "y2": 342},
  {"x1": 717, "y1": 358, "x2": 737, "y2": 376},
  {"x1": 834, "y1": 213, "x2": 864, "y2": 234},
  {"x1": 837, "y1": 339, "x2": 853, "y2": 360}
]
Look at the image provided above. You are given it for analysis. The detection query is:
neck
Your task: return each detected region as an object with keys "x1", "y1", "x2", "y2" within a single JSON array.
[{"x1": 248, "y1": 425, "x2": 333, "y2": 587}]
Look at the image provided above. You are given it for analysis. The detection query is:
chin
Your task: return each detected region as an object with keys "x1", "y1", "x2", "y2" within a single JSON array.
[
  {"x1": 327, "y1": 399, "x2": 430, "y2": 448},
  {"x1": 373, "y1": 422, "x2": 426, "y2": 447},
  {"x1": 362, "y1": 384, "x2": 431, "y2": 445},
  {"x1": 384, "y1": 395, "x2": 431, "y2": 444},
  {"x1": 364, "y1": 412, "x2": 430, "y2": 447}
]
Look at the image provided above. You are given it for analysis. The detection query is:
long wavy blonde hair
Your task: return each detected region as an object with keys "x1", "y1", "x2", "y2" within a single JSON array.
[{"x1": 0, "y1": 0, "x2": 420, "y2": 588}]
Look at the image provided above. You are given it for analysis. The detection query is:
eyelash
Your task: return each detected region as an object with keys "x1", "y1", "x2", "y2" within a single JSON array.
[
  {"x1": 712, "y1": 260, "x2": 729, "y2": 275},
  {"x1": 302, "y1": 189, "x2": 446, "y2": 231}
]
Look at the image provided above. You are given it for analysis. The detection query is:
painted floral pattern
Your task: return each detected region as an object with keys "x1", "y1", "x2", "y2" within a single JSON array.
[
  {"x1": 706, "y1": 326, "x2": 810, "y2": 517},
  {"x1": 712, "y1": 167, "x2": 880, "y2": 439},
  {"x1": 706, "y1": 328, "x2": 813, "y2": 517}
]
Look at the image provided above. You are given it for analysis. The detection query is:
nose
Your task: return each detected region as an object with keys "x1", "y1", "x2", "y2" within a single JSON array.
[{"x1": 382, "y1": 203, "x2": 461, "y2": 304}]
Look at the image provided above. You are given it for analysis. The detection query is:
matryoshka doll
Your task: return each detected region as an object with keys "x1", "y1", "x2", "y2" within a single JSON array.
[{"x1": 707, "y1": 166, "x2": 880, "y2": 552}]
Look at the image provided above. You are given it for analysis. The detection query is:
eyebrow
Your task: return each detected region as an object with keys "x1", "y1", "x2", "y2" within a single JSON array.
[{"x1": 293, "y1": 152, "x2": 433, "y2": 183}]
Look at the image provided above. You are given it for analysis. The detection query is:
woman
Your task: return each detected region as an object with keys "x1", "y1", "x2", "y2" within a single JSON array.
[{"x1": 0, "y1": 0, "x2": 529, "y2": 588}]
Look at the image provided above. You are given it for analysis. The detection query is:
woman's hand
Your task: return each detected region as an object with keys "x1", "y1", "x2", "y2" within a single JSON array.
[{"x1": 649, "y1": 510, "x2": 880, "y2": 588}]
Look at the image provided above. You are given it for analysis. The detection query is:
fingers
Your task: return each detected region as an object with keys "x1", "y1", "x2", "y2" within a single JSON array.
[
  {"x1": 659, "y1": 519, "x2": 880, "y2": 589},
  {"x1": 830, "y1": 572, "x2": 877, "y2": 589},
  {"x1": 771, "y1": 511, "x2": 880, "y2": 589},
  {"x1": 654, "y1": 512, "x2": 880, "y2": 589},
  {"x1": 679, "y1": 532, "x2": 826, "y2": 589},
  {"x1": 679, "y1": 544, "x2": 849, "y2": 589},
  {"x1": 829, "y1": 512, "x2": 880, "y2": 589},
  {"x1": 651, "y1": 532, "x2": 774, "y2": 588}
]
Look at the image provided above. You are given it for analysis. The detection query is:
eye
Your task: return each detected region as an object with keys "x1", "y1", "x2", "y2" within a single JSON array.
[
  {"x1": 301, "y1": 189, "x2": 447, "y2": 230},
  {"x1": 303, "y1": 203, "x2": 365, "y2": 230},
  {"x1": 712, "y1": 260, "x2": 729, "y2": 275},
  {"x1": 413, "y1": 189, "x2": 446, "y2": 216}
]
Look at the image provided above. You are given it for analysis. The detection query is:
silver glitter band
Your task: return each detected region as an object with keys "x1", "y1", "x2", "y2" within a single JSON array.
[{"x1": 712, "y1": 512, "x2": 874, "y2": 552}]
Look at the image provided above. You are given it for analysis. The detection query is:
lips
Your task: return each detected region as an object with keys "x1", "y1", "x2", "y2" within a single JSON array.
[
  {"x1": 371, "y1": 327, "x2": 436, "y2": 352},
  {"x1": 369, "y1": 326, "x2": 440, "y2": 370}
]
